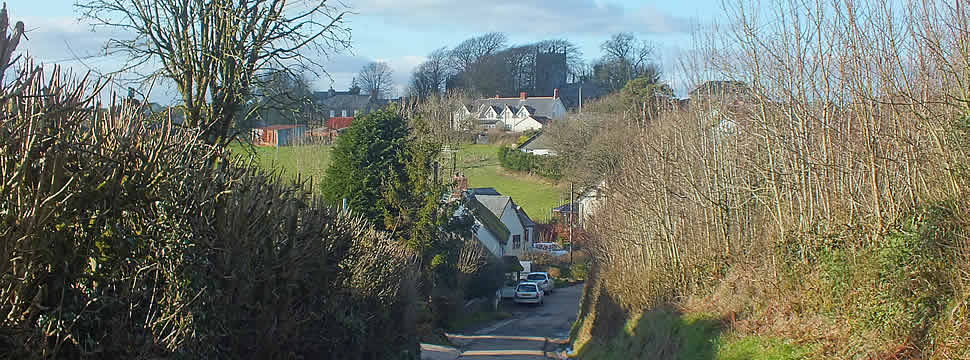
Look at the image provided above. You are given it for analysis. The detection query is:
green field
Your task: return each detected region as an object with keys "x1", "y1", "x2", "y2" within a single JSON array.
[
  {"x1": 230, "y1": 142, "x2": 561, "y2": 221},
  {"x1": 228, "y1": 143, "x2": 332, "y2": 189},
  {"x1": 449, "y1": 144, "x2": 562, "y2": 221}
]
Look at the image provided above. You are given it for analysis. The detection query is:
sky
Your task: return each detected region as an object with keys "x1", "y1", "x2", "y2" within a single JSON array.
[{"x1": 5, "y1": 0, "x2": 728, "y2": 104}]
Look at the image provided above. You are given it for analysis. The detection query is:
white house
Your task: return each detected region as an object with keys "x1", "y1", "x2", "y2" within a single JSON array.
[
  {"x1": 462, "y1": 188, "x2": 536, "y2": 258},
  {"x1": 453, "y1": 90, "x2": 567, "y2": 132},
  {"x1": 516, "y1": 132, "x2": 557, "y2": 156},
  {"x1": 576, "y1": 180, "x2": 607, "y2": 227}
]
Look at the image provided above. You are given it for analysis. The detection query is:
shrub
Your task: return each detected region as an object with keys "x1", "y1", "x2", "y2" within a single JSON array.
[
  {"x1": 497, "y1": 146, "x2": 562, "y2": 179},
  {"x1": 0, "y1": 64, "x2": 419, "y2": 359},
  {"x1": 571, "y1": 262, "x2": 588, "y2": 280}
]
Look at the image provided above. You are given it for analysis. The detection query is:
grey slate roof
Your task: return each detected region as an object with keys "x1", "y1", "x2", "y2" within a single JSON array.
[
  {"x1": 518, "y1": 132, "x2": 554, "y2": 151},
  {"x1": 476, "y1": 195, "x2": 511, "y2": 219},
  {"x1": 474, "y1": 97, "x2": 560, "y2": 118},
  {"x1": 530, "y1": 116, "x2": 551, "y2": 125},
  {"x1": 516, "y1": 207, "x2": 536, "y2": 227},
  {"x1": 467, "y1": 197, "x2": 511, "y2": 244},
  {"x1": 314, "y1": 93, "x2": 374, "y2": 111},
  {"x1": 467, "y1": 187, "x2": 501, "y2": 196}
]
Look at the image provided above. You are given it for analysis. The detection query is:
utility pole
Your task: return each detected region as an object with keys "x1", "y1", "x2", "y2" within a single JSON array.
[
  {"x1": 569, "y1": 182, "x2": 574, "y2": 265},
  {"x1": 579, "y1": 84, "x2": 583, "y2": 114}
]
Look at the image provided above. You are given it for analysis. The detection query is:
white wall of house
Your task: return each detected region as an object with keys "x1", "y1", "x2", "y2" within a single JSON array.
[
  {"x1": 507, "y1": 117, "x2": 543, "y2": 132},
  {"x1": 578, "y1": 180, "x2": 607, "y2": 227},
  {"x1": 473, "y1": 218, "x2": 505, "y2": 258},
  {"x1": 525, "y1": 149, "x2": 556, "y2": 156},
  {"x1": 501, "y1": 107, "x2": 515, "y2": 123},
  {"x1": 499, "y1": 201, "x2": 530, "y2": 257}
]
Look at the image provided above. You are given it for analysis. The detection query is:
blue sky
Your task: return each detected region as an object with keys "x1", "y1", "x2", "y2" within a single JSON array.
[{"x1": 5, "y1": 0, "x2": 727, "y2": 103}]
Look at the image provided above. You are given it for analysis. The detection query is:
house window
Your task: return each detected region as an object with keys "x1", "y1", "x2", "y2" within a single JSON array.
[
  {"x1": 513, "y1": 235, "x2": 521, "y2": 249},
  {"x1": 341, "y1": 110, "x2": 348, "y2": 117},
  {"x1": 524, "y1": 228, "x2": 530, "y2": 243},
  {"x1": 329, "y1": 110, "x2": 335, "y2": 118}
]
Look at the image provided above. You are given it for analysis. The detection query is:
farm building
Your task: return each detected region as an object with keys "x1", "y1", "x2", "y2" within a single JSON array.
[{"x1": 251, "y1": 125, "x2": 307, "y2": 146}]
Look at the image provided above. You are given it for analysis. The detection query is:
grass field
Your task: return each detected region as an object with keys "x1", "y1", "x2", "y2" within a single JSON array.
[
  {"x1": 228, "y1": 143, "x2": 332, "y2": 190},
  {"x1": 230, "y1": 142, "x2": 561, "y2": 221},
  {"x1": 450, "y1": 144, "x2": 562, "y2": 221}
]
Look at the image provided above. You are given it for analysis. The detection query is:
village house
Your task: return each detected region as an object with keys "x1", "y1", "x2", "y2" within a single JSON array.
[
  {"x1": 462, "y1": 187, "x2": 537, "y2": 260},
  {"x1": 552, "y1": 179, "x2": 606, "y2": 228},
  {"x1": 516, "y1": 132, "x2": 556, "y2": 156},
  {"x1": 453, "y1": 90, "x2": 567, "y2": 132},
  {"x1": 311, "y1": 87, "x2": 398, "y2": 126}
]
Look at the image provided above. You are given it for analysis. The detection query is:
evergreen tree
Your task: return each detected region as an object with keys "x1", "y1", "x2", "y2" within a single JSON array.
[{"x1": 322, "y1": 108, "x2": 411, "y2": 226}]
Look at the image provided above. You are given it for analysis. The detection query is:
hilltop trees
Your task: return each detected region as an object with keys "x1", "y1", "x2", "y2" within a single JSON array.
[
  {"x1": 77, "y1": 0, "x2": 350, "y2": 146},
  {"x1": 592, "y1": 33, "x2": 659, "y2": 93},
  {"x1": 408, "y1": 48, "x2": 450, "y2": 100},
  {"x1": 434, "y1": 33, "x2": 584, "y2": 97}
]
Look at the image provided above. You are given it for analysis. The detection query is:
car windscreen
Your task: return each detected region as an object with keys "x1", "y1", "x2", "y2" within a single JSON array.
[
  {"x1": 517, "y1": 284, "x2": 538, "y2": 292},
  {"x1": 526, "y1": 274, "x2": 546, "y2": 281}
]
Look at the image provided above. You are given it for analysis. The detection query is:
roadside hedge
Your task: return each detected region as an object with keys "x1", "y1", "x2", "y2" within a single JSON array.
[{"x1": 0, "y1": 64, "x2": 419, "y2": 360}]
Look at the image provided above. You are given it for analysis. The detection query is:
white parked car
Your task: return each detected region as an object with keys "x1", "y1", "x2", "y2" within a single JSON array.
[
  {"x1": 532, "y1": 242, "x2": 568, "y2": 257},
  {"x1": 513, "y1": 282, "x2": 544, "y2": 305},
  {"x1": 524, "y1": 272, "x2": 554, "y2": 294}
]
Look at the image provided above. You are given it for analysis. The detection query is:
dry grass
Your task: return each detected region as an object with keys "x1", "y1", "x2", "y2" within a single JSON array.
[{"x1": 571, "y1": 0, "x2": 970, "y2": 358}]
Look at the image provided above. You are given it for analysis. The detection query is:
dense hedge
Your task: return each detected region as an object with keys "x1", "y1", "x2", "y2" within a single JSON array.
[
  {"x1": 497, "y1": 146, "x2": 562, "y2": 180},
  {"x1": 0, "y1": 66, "x2": 419, "y2": 359}
]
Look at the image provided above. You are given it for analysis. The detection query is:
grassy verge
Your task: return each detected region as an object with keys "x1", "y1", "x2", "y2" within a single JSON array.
[{"x1": 573, "y1": 310, "x2": 814, "y2": 360}]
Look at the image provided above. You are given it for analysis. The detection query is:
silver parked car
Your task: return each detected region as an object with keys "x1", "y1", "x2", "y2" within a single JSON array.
[
  {"x1": 524, "y1": 272, "x2": 553, "y2": 294},
  {"x1": 513, "y1": 282, "x2": 544, "y2": 305},
  {"x1": 531, "y1": 242, "x2": 568, "y2": 257}
]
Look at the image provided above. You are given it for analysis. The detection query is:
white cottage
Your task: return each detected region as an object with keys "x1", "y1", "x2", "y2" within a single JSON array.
[
  {"x1": 453, "y1": 90, "x2": 567, "y2": 132},
  {"x1": 462, "y1": 188, "x2": 536, "y2": 258}
]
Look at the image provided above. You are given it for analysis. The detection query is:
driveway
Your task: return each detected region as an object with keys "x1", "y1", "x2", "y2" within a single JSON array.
[{"x1": 421, "y1": 284, "x2": 583, "y2": 360}]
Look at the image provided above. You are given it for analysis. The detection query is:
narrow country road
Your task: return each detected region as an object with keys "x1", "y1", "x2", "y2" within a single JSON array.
[{"x1": 421, "y1": 284, "x2": 583, "y2": 360}]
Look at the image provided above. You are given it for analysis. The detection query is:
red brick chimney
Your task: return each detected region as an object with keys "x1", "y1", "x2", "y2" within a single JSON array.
[
  {"x1": 520, "y1": 91, "x2": 527, "y2": 100},
  {"x1": 554, "y1": 88, "x2": 559, "y2": 99}
]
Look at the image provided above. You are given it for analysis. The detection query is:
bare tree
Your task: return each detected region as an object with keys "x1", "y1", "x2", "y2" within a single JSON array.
[
  {"x1": 76, "y1": 0, "x2": 350, "y2": 146},
  {"x1": 595, "y1": 32, "x2": 657, "y2": 92},
  {"x1": 448, "y1": 32, "x2": 508, "y2": 72},
  {"x1": 244, "y1": 70, "x2": 314, "y2": 128},
  {"x1": 357, "y1": 61, "x2": 394, "y2": 99},
  {"x1": 0, "y1": 4, "x2": 25, "y2": 86},
  {"x1": 408, "y1": 48, "x2": 450, "y2": 100}
]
